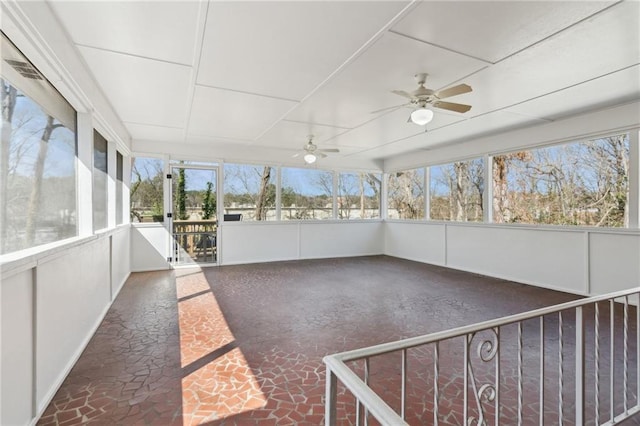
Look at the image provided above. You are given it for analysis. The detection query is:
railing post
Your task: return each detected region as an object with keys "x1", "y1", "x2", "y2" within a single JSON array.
[
  {"x1": 575, "y1": 306, "x2": 585, "y2": 425},
  {"x1": 326, "y1": 365, "x2": 337, "y2": 426}
]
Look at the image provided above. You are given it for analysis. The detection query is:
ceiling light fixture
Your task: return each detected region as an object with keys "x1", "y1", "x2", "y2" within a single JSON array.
[
  {"x1": 304, "y1": 153, "x2": 317, "y2": 164},
  {"x1": 410, "y1": 107, "x2": 434, "y2": 126}
]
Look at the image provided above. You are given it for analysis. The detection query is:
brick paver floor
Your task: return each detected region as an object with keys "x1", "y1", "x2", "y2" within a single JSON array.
[{"x1": 38, "y1": 256, "x2": 640, "y2": 425}]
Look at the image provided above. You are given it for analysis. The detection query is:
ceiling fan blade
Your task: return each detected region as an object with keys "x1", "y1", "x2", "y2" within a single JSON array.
[
  {"x1": 318, "y1": 148, "x2": 339, "y2": 153},
  {"x1": 317, "y1": 152, "x2": 328, "y2": 159},
  {"x1": 292, "y1": 153, "x2": 301, "y2": 158},
  {"x1": 435, "y1": 84, "x2": 472, "y2": 99},
  {"x1": 371, "y1": 103, "x2": 408, "y2": 114},
  {"x1": 433, "y1": 100, "x2": 472, "y2": 113},
  {"x1": 391, "y1": 90, "x2": 415, "y2": 100}
]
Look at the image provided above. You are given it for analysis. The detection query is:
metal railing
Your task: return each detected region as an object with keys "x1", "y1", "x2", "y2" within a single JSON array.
[{"x1": 324, "y1": 287, "x2": 640, "y2": 425}]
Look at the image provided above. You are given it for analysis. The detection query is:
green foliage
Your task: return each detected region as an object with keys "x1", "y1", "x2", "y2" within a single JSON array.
[
  {"x1": 202, "y1": 181, "x2": 216, "y2": 219},
  {"x1": 177, "y1": 168, "x2": 188, "y2": 220}
]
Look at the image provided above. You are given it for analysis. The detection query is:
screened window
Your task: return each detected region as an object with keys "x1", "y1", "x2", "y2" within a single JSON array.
[
  {"x1": 92, "y1": 131, "x2": 108, "y2": 231},
  {"x1": 1, "y1": 35, "x2": 77, "y2": 254},
  {"x1": 280, "y1": 168, "x2": 333, "y2": 220},
  {"x1": 130, "y1": 157, "x2": 164, "y2": 222},
  {"x1": 224, "y1": 164, "x2": 275, "y2": 221},
  {"x1": 493, "y1": 134, "x2": 630, "y2": 227},
  {"x1": 337, "y1": 172, "x2": 381, "y2": 219},
  {"x1": 116, "y1": 151, "x2": 123, "y2": 225},
  {"x1": 387, "y1": 168, "x2": 425, "y2": 220},
  {"x1": 430, "y1": 158, "x2": 484, "y2": 222}
]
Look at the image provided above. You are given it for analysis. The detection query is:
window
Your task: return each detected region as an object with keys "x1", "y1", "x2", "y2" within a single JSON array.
[
  {"x1": 337, "y1": 172, "x2": 381, "y2": 219},
  {"x1": 224, "y1": 164, "x2": 275, "y2": 221},
  {"x1": 93, "y1": 131, "x2": 108, "y2": 231},
  {"x1": 1, "y1": 34, "x2": 77, "y2": 254},
  {"x1": 130, "y1": 157, "x2": 164, "y2": 222},
  {"x1": 116, "y1": 151, "x2": 123, "y2": 225},
  {"x1": 280, "y1": 168, "x2": 333, "y2": 220},
  {"x1": 387, "y1": 168, "x2": 425, "y2": 219},
  {"x1": 430, "y1": 158, "x2": 484, "y2": 222},
  {"x1": 493, "y1": 134, "x2": 630, "y2": 227}
]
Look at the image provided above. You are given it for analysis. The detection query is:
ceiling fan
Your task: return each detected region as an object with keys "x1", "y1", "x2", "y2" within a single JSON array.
[
  {"x1": 373, "y1": 73, "x2": 473, "y2": 125},
  {"x1": 293, "y1": 136, "x2": 339, "y2": 164}
]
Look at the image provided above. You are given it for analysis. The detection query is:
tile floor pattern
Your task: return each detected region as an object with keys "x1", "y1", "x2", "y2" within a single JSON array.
[{"x1": 37, "y1": 256, "x2": 640, "y2": 425}]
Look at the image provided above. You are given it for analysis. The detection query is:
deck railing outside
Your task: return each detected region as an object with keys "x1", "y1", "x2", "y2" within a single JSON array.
[
  {"x1": 173, "y1": 220, "x2": 217, "y2": 264},
  {"x1": 324, "y1": 287, "x2": 640, "y2": 425}
]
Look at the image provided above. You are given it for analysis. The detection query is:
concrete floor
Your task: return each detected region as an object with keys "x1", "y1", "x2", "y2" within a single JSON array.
[{"x1": 38, "y1": 256, "x2": 640, "y2": 425}]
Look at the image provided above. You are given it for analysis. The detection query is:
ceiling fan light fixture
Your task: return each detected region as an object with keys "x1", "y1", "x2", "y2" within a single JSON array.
[
  {"x1": 304, "y1": 153, "x2": 317, "y2": 164},
  {"x1": 410, "y1": 107, "x2": 434, "y2": 125}
]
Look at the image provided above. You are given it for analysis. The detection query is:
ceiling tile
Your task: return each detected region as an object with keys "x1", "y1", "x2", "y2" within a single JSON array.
[
  {"x1": 51, "y1": 1, "x2": 201, "y2": 65},
  {"x1": 458, "y1": 1, "x2": 640, "y2": 118},
  {"x1": 326, "y1": 106, "x2": 463, "y2": 150},
  {"x1": 188, "y1": 85, "x2": 297, "y2": 140},
  {"x1": 506, "y1": 65, "x2": 640, "y2": 121},
  {"x1": 392, "y1": 1, "x2": 614, "y2": 63},
  {"x1": 255, "y1": 120, "x2": 350, "y2": 149},
  {"x1": 197, "y1": 1, "x2": 410, "y2": 100},
  {"x1": 78, "y1": 46, "x2": 192, "y2": 128},
  {"x1": 125, "y1": 122, "x2": 185, "y2": 143},
  {"x1": 286, "y1": 31, "x2": 487, "y2": 129}
]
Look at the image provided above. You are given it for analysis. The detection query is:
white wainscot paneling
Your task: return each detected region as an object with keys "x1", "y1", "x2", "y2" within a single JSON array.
[
  {"x1": 221, "y1": 223, "x2": 299, "y2": 265},
  {"x1": 131, "y1": 224, "x2": 170, "y2": 271},
  {"x1": 1, "y1": 269, "x2": 33, "y2": 426},
  {"x1": 589, "y1": 232, "x2": 640, "y2": 295},
  {"x1": 111, "y1": 226, "x2": 131, "y2": 296},
  {"x1": 299, "y1": 222, "x2": 383, "y2": 259},
  {"x1": 36, "y1": 237, "x2": 111, "y2": 412},
  {"x1": 384, "y1": 222, "x2": 446, "y2": 265},
  {"x1": 446, "y1": 225, "x2": 586, "y2": 294}
]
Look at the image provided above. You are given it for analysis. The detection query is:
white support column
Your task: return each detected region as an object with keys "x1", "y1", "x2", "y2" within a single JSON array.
[
  {"x1": 381, "y1": 172, "x2": 389, "y2": 220},
  {"x1": 123, "y1": 154, "x2": 131, "y2": 225},
  {"x1": 76, "y1": 112, "x2": 93, "y2": 236},
  {"x1": 628, "y1": 130, "x2": 639, "y2": 228},
  {"x1": 484, "y1": 155, "x2": 493, "y2": 223},
  {"x1": 424, "y1": 167, "x2": 430, "y2": 220},
  {"x1": 275, "y1": 166, "x2": 282, "y2": 220},
  {"x1": 107, "y1": 141, "x2": 116, "y2": 229},
  {"x1": 332, "y1": 171, "x2": 338, "y2": 219}
]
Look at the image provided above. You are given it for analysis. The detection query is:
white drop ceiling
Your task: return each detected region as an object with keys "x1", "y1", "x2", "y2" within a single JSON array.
[{"x1": 49, "y1": 0, "x2": 640, "y2": 169}]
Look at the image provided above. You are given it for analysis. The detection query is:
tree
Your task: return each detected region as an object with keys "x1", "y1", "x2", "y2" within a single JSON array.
[
  {"x1": 202, "y1": 181, "x2": 216, "y2": 219},
  {"x1": 0, "y1": 79, "x2": 17, "y2": 253},
  {"x1": 24, "y1": 116, "x2": 63, "y2": 246},
  {"x1": 254, "y1": 166, "x2": 273, "y2": 220},
  {"x1": 176, "y1": 168, "x2": 188, "y2": 220},
  {"x1": 388, "y1": 170, "x2": 424, "y2": 219}
]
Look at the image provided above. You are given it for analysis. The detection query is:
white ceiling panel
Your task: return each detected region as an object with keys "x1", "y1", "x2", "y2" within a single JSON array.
[
  {"x1": 188, "y1": 85, "x2": 297, "y2": 140},
  {"x1": 418, "y1": 111, "x2": 550, "y2": 152},
  {"x1": 286, "y1": 31, "x2": 487, "y2": 129},
  {"x1": 78, "y1": 46, "x2": 192, "y2": 128},
  {"x1": 459, "y1": 1, "x2": 640, "y2": 118},
  {"x1": 326, "y1": 106, "x2": 463, "y2": 150},
  {"x1": 125, "y1": 122, "x2": 185, "y2": 144},
  {"x1": 506, "y1": 65, "x2": 640, "y2": 121},
  {"x1": 51, "y1": 1, "x2": 201, "y2": 65},
  {"x1": 197, "y1": 1, "x2": 410, "y2": 101},
  {"x1": 391, "y1": 1, "x2": 614, "y2": 63},
  {"x1": 256, "y1": 120, "x2": 350, "y2": 149}
]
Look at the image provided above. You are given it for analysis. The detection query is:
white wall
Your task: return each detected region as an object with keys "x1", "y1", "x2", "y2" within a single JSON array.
[
  {"x1": 130, "y1": 224, "x2": 171, "y2": 271},
  {"x1": 385, "y1": 221, "x2": 640, "y2": 296},
  {"x1": 221, "y1": 221, "x2": 384, "y2": 265},
  {"x1": 1, "y1": 227, "x2": 130, "y2": 426}
]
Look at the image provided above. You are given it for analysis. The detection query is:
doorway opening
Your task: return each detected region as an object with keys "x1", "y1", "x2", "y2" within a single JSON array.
[{"x1": 170, "y1": 165, "x2": 218, "y2": 266}]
